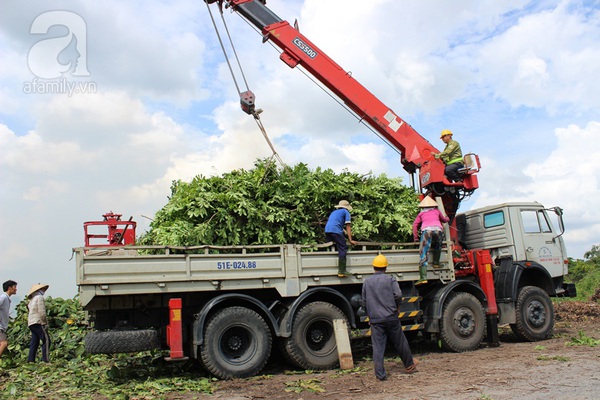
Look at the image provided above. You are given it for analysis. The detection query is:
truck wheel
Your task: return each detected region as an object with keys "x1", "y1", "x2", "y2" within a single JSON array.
[
  {"x1": 283, "y1": 301, "x2": 346, "y2": 370},
  {"x1": 510, "y1": 286, "x2": 554, "y2": 341},
  {"x1": 200, "y1": 307, "x2": 272, "y2": 380},
  {"x1": 85, "y1": 329, "x2": 160, "y2": 354},
  {"x1": 440, "y1": 292, "x2": 486, "y2": 352}
]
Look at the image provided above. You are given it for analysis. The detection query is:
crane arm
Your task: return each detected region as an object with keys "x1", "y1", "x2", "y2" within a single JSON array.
[{"x1": 209, "y1": 0, "x2": 479, "y2": 220}]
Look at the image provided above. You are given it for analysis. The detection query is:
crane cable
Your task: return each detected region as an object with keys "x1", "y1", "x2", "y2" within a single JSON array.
[
  {"x1": 205, "y1": 2, "x2": 285, "y2": 167},
  {"x1": 227, "y1": 8, "x2": 405, "y2": 163}
]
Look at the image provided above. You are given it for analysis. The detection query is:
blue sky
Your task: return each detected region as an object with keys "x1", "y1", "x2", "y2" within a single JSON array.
[{"x1": 1, "y1": 0, "x2": 599, "y2": 300}]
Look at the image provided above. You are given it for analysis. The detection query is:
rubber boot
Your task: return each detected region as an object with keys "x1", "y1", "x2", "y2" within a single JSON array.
[
  {"x1": 415, "y1": 263, "x2": 428, "y2": 286},
  {"x1": 338, "y1": 257, "x2": 349, "y2": 278},
  {"x1": 432, "y1": 250, "x2": 441, "y2": 268}
]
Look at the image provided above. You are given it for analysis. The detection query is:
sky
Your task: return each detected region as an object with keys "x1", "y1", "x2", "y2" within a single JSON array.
[{"x1": 1, "y1": 0, "x2": 599, "y2": 301}]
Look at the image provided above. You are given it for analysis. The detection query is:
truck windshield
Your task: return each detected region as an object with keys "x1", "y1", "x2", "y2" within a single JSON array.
[{"x1": 521, "y1": 210, "x2": 552, "y2": 233}]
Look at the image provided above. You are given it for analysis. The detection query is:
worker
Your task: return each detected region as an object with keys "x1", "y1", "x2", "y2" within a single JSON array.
[
  {"x1": 433, "y1": 129, "x2": 464, "y2": 182},
  {"x1": 27, "y1": 283, "x2": 51, "y2": 363},
  {"x1": 325, "y1": 200, "x2": 358, "y2": 277},
  {"x1": 0, "y1": 280, "x2": 18, "y2": 358},
  {"x1": 413, "y1": 196, "x2": 450, "y2": 285},
  {"x1": 362, "y1": 254, "x2": 418, "y2": 381}
]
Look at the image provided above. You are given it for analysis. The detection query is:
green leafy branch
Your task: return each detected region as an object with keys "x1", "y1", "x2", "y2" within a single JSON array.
[{"x1": 566, "y1": 330, "x2": 600, "y2": 347}]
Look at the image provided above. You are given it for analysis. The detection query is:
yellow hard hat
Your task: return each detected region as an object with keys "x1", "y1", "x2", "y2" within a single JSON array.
[
  {"x1": 372, "y1": 254, "x2": 388, "y2": 268},
  {"x1": 440, "y1": 129, "x2": 453, "y2": 138}
]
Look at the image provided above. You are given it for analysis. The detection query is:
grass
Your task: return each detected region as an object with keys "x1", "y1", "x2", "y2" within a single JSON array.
[
  {"x1": 566, "y1": 330, "x2": 600, "y2": 347},
  {"x1": 536, "y1": 355, "x2": 570, "y2": 362}
]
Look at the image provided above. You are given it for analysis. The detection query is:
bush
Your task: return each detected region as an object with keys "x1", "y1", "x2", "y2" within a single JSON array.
[
  {"x1": 574, "y1": 269, "x2": 600, "y2": 302},
  {"x1": 567, "y1": 244, "x2": 600, "y2": 301}
]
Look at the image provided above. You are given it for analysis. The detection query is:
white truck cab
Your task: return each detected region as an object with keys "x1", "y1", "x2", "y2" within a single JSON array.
[{"x1": 458, "y1": 202, "x2": 568, "y2": 279}]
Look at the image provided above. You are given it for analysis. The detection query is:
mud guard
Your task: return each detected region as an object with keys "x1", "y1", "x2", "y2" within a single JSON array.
[
  {"x1": 278, "y1": 287, "x2": 356, "y2": 337},
  {"x1": 495, "y1": 258, "x2": 555, "y2": 297},
  {"x1": 192, "y1": 293, "x2": 281, "y2": 359},
  {"x1": 494, "y1": 258, "x2": 555, "y2": 325}
]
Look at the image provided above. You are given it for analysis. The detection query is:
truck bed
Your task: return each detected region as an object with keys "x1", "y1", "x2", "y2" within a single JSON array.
[{"x1": 75, "y1": 242, "x2": 455, "y2": 308}]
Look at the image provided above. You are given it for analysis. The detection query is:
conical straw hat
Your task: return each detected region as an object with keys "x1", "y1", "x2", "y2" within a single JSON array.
[
  {"x1": 27, "y1": 283, "x2": 49, "y2": 298},
  {"x1": 418, "y1": 196, "x2": 438, "y2": 208}
]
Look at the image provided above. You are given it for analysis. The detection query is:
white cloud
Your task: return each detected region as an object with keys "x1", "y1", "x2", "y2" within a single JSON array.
[
  {"x1": 478, "y1": 3, "x2": 600, "y2": 113},
  {"x1": 472, "y1": 121, "x2": 600, "y2": 259}
]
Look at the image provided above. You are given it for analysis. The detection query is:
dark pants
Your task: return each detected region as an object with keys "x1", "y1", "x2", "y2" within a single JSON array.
[
  {"x1": 28, "y1": 324, "x2": 50, "y2": 362},
  {"x1": 370, "y1": 318, "x2": 414, "y2": 380},
  {"x1": 445, "y1": 162, "x2": 464, "y2": 181},
  {"x1": 326, "y1": 232, "x2": 348, "y2": 259}
]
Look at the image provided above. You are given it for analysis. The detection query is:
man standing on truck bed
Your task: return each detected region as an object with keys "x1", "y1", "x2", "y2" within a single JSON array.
[
  {"x1": 362, "y1": 254, "x2": 418, "y2": 381},
  {"x1": 325, "y1": 200, "x2": 358, "y2": 277}
]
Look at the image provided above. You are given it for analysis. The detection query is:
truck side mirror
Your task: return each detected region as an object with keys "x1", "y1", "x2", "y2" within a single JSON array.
[{"x1": 547, "y1": 206, "x2": 565, "y2": 241}]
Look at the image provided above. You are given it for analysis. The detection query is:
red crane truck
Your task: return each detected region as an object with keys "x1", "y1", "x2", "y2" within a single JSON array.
[{"x1": 77, "y1": 0, "x2": 576, "y2": 380}]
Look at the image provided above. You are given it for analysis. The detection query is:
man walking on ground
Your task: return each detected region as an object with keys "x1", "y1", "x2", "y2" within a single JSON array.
[
  {"x1": 0, "y1": 280, "x2": 18, "y2": 358},
  {"x1": 362, "y1": 255, "x2": 418, "y2": 381}
]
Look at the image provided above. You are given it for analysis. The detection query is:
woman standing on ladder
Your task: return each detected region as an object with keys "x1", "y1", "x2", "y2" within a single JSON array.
[{"x1": 413, "y1": 197, "x2": 449, "y2": 285}]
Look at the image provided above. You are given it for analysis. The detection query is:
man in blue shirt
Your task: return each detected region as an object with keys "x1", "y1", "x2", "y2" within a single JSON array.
[
  {"x1": 325, "y1": 200, "x2": 357, "y2": 277},
  {"x1": 362, "y1": 255, "x2": 417, "y2": 381}
]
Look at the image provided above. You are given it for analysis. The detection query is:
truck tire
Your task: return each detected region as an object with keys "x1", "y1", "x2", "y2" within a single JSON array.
[
  {"x1": 283, "y1": 301, "x2": 346, "y2": 370},
  {"x1": 510, "y1": 286, "x2": 554, "y2": 341},
  {"x1": 84, "y1": 329, "x2": 160, "y2": 354},
  {"x1": 440, "y1": 292, "x2": 486, "y2": 352},
  {"x1": 200, "y1": 307, "x2": 272, "y2": 380}
]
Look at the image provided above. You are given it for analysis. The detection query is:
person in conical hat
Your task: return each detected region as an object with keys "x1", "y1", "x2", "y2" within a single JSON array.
[
  {"x1": 325, "y1": 200, "x2": 358, "y2": 277},
  {"x1": 27, "y1": 283, "x2": 51, "y2": 362},
  {"x1": 412, "y1": 197, "x2": 449, "y2": 285},
  {"x1": 27, "y1": 284, "x2": 49, "y2": 299}
]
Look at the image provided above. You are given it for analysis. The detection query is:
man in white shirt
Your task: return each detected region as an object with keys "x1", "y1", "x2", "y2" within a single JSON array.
[{"x1": 0, "y1": 280, "x2": 18, "y2": 358}]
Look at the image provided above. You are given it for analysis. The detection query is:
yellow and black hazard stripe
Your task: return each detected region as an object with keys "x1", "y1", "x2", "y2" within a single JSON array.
[
  {"x1": 402, "y1": 323, "x2": 423, "y2": 332},
  {"x1": 402, "y1": 296, "x2": 421, "y2": 304},
  {"x1": 359, "y1": 323, "x2": 424, "y2": 337},
  {"x1": 398, "y1": 310, "x2": 423, "y2": 319}
]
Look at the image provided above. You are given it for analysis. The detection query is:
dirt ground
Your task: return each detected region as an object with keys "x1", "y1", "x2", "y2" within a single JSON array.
[{"x1": 190, "y1": 301, "x2": 600, "y2": 400}]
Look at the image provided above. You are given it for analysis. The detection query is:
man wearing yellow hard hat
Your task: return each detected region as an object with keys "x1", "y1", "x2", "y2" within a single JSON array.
[
  {"x1": 433, "y1": 129, "x2": 464, "y2": 182},
  {"x1": 362, "y1": 254, "x2": 418, "y2": 381}
]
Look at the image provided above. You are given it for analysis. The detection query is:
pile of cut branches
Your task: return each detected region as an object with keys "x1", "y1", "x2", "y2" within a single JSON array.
[{"x1": 139, "y1": 159, "x2": 418, "y2": 246}]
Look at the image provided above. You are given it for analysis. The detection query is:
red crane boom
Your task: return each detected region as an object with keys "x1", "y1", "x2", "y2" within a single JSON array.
[{"x1": 208, "y1": 0, "x2": 480, "y2": 224}]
